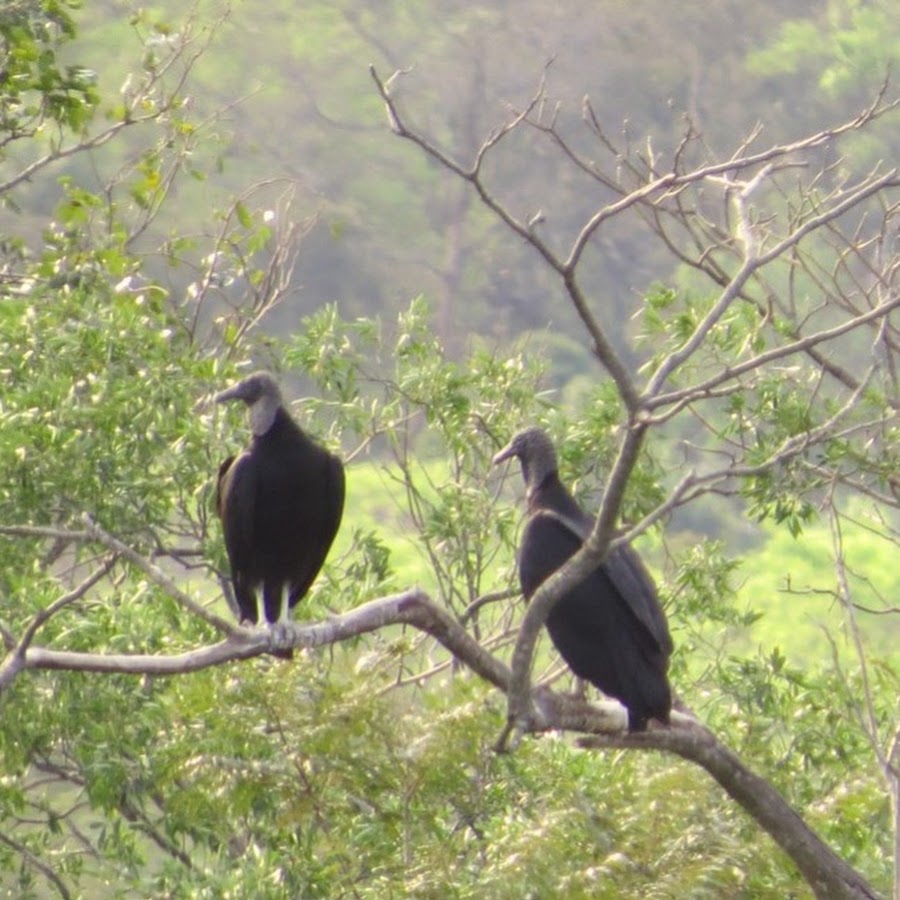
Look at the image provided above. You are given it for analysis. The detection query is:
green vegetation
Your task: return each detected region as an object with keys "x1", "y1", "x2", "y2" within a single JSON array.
[
  {"x1": 1, "y1": 2, "x2": 898, "y2": 898},
  {"x1": 735, "y1": 514, "x2": 900, "y2": 664}
]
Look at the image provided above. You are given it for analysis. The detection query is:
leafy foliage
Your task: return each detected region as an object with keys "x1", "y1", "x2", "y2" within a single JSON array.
[
  {"x1": 0, "y1": 1, "x2": 97, "y2": 149},
  {"x1": 3, "y1": 281, "x2": 894, "y2": 896},
  {"x1": 0, "y1": 3, "x2": 898, "y2": 899}
]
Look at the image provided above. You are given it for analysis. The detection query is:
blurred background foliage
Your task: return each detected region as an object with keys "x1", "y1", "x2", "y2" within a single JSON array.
[{"x1": 1, "y1": 0, "x2": 898, "y2": 897}]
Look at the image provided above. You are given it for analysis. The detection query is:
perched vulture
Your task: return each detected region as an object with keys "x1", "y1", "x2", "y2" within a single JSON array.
[
  {"x1": 493, "y1": 427, "x2": 672, "y2": 731},
  {"x1": 215, "y1": 372, "x2": 345, "y2": 649}
]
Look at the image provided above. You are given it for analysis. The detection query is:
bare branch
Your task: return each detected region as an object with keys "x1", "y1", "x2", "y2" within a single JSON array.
[
  {"x1": 370, "y1": 65, "x2": 642, "y2": 407},
  {"x1": 0, "y1": 588, "x2": 509, "y2": 694},
  {"x1": 460, "y1": 587, "x2": 518, "y2": 624},
  {"x1": 658, "y1": 302, "x2": 898, "y2": 415}
]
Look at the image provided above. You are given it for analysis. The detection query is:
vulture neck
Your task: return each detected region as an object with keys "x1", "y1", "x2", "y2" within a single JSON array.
[
  {"x1": 526, "y1": 468, "x2": 563, "y2": 509},
  {"x1": 248, "y1": 394, "x2": 282, "y2": 436},
  {"x1": 527, "y1": 469, "x2": 585, "y2": 525}
]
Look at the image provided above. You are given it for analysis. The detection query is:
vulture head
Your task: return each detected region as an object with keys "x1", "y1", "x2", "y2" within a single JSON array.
[
  {"x1": 215, "y1": 371, "x2": 283, "y2": 436},
  {"x1": 493, "y1": 426, "x2": 558, "y2": 496}
]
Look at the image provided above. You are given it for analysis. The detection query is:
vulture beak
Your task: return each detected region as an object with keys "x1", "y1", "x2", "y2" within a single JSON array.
[
  {"x1": 215, "y1": 384, "x2": 244, "y2": 404},
  {"x1": 492, "y1": 441, "x2": 517, "y2": 466}
]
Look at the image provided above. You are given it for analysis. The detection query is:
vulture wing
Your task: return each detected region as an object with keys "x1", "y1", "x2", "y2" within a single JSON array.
[
  {"x1": 530, "y1": 508, "x2": 671, "y2": 656},
  {"x1": 215, "y1": 455, "x2": 235, "y2": 520},
  {"x1": 287, "y1": 451, "x2": 346, "y2": 607},
  {"x1": 519, "y1": 508, "x2": 585, "y2": 602},
  {"x1": 602, "y1": 542, "x2": 673, "y2": 655},
  {"x1": 218, "y1": 453, "x2": 257, "y2": 577},
  {"x1": 519, "y1": 509, "x2": 671, "y2": 727},
  {"x1": 216, "y1": 452, "x2": 263, "y2": 623}
]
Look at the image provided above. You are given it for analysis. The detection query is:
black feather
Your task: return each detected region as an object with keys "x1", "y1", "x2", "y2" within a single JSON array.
[
  {"x1": 215, "y1": 374, "x2": 345, "y2": 654},
  {"x1": 496, "y1": 427, "x2": 672, "y2": 731}
]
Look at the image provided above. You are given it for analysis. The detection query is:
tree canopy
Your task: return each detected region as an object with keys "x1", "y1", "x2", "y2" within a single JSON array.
[{"x1": 1, "y1": 3, "x2": 898, "y2": 898}]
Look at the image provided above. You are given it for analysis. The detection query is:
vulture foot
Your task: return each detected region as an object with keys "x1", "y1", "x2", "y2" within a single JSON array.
[{"x1": 267, "y1": 622, "x2": 295, "y2": 660}]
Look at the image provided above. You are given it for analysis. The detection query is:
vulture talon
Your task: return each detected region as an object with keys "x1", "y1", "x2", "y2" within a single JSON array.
[{"x1": 268, "y1": 621, "x2": 294, "y2": 655}]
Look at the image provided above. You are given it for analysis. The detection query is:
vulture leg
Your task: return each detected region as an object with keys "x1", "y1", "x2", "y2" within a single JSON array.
[
  {"x1": 233, "y1": 575, "x2": 261, "y2": 625},
  {"x1": 263, "y1": 580, "x2": 288, "y2": 625}
]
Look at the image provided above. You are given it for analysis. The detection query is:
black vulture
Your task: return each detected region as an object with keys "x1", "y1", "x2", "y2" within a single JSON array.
[
  {"x1": 493, "y1": 427, "x2": 672, "y2": 731},
  {"x1": 215, "y1": 372, "x2": 345, "y2": 653}
]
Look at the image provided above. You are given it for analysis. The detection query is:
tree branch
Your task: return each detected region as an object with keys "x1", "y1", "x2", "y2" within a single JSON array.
[
  {"x1": 579, "y1": 719, "x2": 880, "y2": 900},
  {"x1": 645, "y1": 294, "x2": 900, "y2": 415},
  {"x1": 0, "y1": 547, "x2": 882, "y2": 899},
  {"x1": 79, "y1": 515, "x2": 237, "y2": 635},
  {"x1": 0, "y1": 830, "x2": 73, "y2": 900},
  {"x1": 0, "y1": 588, "x2": 510, "y2": 693},
  {"x1": 11, "y1": 555, "x2": 117, "y2": 657}
]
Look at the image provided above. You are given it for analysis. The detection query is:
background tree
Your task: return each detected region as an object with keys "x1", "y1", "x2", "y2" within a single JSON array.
[{"x1": 1, "y1": 2, "x2": 898, "y2": 899}]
